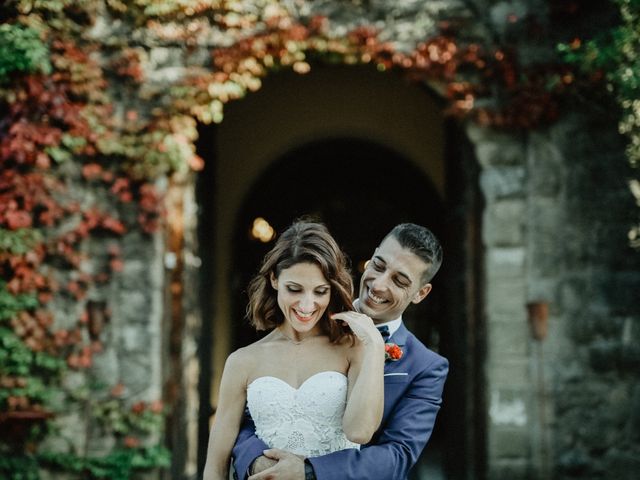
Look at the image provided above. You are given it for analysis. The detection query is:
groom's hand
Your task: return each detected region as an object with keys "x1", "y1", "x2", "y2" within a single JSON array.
[{"x1": 248, "y1": 449, "x2": 305, "y2": 480}]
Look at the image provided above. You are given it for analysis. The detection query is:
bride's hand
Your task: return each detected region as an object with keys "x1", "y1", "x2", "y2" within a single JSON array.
[{"x1": 330, "y1": 311, "x2": 384, "y2": 347}]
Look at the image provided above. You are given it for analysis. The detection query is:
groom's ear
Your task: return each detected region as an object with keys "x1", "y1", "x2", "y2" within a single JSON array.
[
  {"x1": 411, "y1": 283, "x2": 432, "y2": 305},
  {"x1": 270, "y1": 272, "x2": 278, "y2": 290}
]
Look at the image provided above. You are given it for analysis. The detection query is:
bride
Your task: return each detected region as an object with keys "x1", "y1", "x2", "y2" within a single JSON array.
[{"x1": 203, "y1": 221, "x2": 385, "y2": 480}]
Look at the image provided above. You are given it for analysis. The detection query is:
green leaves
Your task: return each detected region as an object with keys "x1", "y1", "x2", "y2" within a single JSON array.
[
  {"x1": 0, "y1": 284, "x2": 39, "y2": 322},
  {"x1": 0, "y1": 229, "x2": 43, "y2": 256},
  {"x1": 0, "y1": 24, "x2": 51, "y2": 83},
  {"x1": 0, "y1": 327, "x2": 64, "y2": 377},
  {"x1": 558, "y1": 0, "x2": 640, "y2": 167},
  {"x1": 38, "y1": 446, "x2": 171, "y2": 480}
]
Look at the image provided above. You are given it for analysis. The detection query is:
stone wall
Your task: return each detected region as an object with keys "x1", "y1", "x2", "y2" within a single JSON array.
[
  {"x1": 37, "y1": 168, "x2": 167, "y2": 477},
  {"x1": 469, "y1": 101, "x2": 640, "y2": 480},
  {"x1": 468, "y1": 124, "x2": 534, "y2": 479},
  {"x1": 38, "y1": 1, "x2": 638, "y2": 478},
  {"x1": 549, "y1": 109, "x2": 640, "y2": 480}
]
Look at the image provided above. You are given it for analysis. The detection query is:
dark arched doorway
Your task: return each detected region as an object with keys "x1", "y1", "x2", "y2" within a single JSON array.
[
  {"x1": 195, "y1": 64, "x2": 485, "y2": 480},
  {"x1": 230, "y1": 136, "x2": 451, "y2": 477}
]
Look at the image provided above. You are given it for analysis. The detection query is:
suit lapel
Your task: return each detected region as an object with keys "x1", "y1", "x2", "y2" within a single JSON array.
[{"x1": 389, "y1": 322, "x2": 409, "y2": 347}]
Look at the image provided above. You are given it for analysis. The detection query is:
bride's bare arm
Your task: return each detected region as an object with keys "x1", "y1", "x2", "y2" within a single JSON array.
[
  {"x1": 332, "y1": 312, "x2": 385, "y2": 444},
  {"x1": 203, "y1": 351, "x2": 249, "y2": 480}
]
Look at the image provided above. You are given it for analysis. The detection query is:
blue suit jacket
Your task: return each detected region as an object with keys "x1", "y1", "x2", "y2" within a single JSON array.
[{"x1": 232, "y1": 323, "x2": 449, "y2": 480}]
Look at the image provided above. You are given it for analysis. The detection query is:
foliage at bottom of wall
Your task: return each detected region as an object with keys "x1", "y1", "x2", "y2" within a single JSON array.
[{"x1": 0, "y1": 445, "x2": 171, "y2": 480}]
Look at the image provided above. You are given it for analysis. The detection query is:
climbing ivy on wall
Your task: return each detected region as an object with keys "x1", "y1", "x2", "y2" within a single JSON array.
[
  {"x1": 0, "y1": 0, "x2": 599, "y2": 477},
  {"x1": 0, "y1": 1, "x2": 169, "y2": 477},
  {"x1": 558, "y1": 0, "x2": 640, "y2": 248}
]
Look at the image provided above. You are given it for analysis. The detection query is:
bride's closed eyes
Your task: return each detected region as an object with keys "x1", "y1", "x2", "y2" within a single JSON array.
[{"x1": 285, "y1": 284, "x2": 330, "y2": 296}]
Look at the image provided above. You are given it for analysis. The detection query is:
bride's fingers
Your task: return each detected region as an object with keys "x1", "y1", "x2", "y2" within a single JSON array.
[
  {"x1": 331, "y1": 311, "x2": 373, "y2": 328},
  {"x1": 331, "y1": 312, "x2": 381, "y2": 344}
]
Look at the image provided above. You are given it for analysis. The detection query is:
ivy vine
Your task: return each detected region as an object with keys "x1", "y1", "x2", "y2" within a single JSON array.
[{"x1": 1, "y1": 0, "x2": 617, "y2": 478}]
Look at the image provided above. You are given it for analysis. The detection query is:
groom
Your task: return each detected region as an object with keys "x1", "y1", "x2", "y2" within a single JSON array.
[{"x1": 233, "y1": 223, "x2": 449, "y2": 480}]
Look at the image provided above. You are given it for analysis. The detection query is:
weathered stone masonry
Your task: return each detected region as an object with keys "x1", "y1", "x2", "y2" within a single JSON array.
[{"x1": 42, "y1": 1, "x2": 639, "y2": 479}]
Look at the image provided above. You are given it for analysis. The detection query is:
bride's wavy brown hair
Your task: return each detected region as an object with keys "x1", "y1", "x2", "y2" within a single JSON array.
[{"x1": 246, "y1": 220, "x2": 354, "y2": 343}]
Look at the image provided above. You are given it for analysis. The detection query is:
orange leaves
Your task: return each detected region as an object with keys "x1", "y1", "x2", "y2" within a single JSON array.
[
  {"x1": 82, "y1": 209, "x2": 127, "y2": 236},
  {"x1": 11, "y1": 310, "x2": 59, "y2": 353},
  {"x1": 81, "y1": 163, "x2": 103, "y2": 180},
  {"x1": 110, "y1": 177, "x2": 133, "y2": 203},
  {"x1": 137, "y1": 183, "x2": 164, "y2": 234},
  {"x1": 0, "y1": 119, "x2": 62, "y2": 167},
  {"x1": 66, "y1": 345, "x2": 93, "y2": 369},
  {"x1": 50, "y1": 39, "x2": 108, "y2": 103},
  {"x1": 108, "y1": 48, "x2": 145, "y2": 83},
  {"x1": 110, "y1": 383, "x2": 125, "y2": 397},
  {"x1": 130, "y1": 399, "x2": 164, "y2": 415},
  {"x1": 131, "y1": 401, "x2": 146, "y2": 414},
  {"x1": 124, "y1": 436, "x2": 141, "y2": 448},
  {"x1": 0, "y1": 171, "x2": 66, "y2": 229},
  {"x1": 1, "y1": 245, "x2": 47, "y2": 296},
  {"x1": 4, "y1": 210, "x2": 33, "y2": 230},
  {"x1": 149, "y1": 400, "x2": 164, "y2": 414}
]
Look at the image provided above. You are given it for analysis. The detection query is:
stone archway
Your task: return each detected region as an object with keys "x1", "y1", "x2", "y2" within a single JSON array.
[
  {"x1": 8, "y1": 2, "x2": 638, "y2": 480},
  {"x1": 231, "y1": 137, "x2": 447, "y2": 350},
  {"x1": 195, "y1": 63, "x2": 486, "y2": 478},
  {"x1": 183, "y1": 5, "x2": 627, "y2": 480}
]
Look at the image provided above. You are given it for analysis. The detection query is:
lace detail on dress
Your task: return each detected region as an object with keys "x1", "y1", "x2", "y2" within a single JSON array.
[{"x1": 246, "y1": 371, "x2": 360, "y2": 457}]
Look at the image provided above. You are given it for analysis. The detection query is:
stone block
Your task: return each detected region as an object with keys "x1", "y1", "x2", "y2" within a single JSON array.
[
  {"x1": 489, "y1": 388, "x2": 529, "y2": 428},
  {"x1": 620, "y1": 343, "x2": 640, "y2": 371},
  {"x1": 466, "y1": 125, "x2": 525, "y2": 163},
  {"x1": 120, "y1": 325, "x2": 155, "y2": 352},
  {"x1": 86, "y1": 428, "x2": 117, "y2": 457},
  {"x1": 476, "y1": 139, "x2": 526, "y2": 168},
  {"x1": 119, "y1": 259, "x2": 149, "y2": 289},
  {"x1": 120, "y1": 355, "x2": 155, "y2": 393},
  {"x1": 486, "y1": 459, "x2": 530, "y2": 480},
  {"x1": 527, "y1": 132, "x2": 566, "y2": 196},
  {"x1": 486, "y1": 358, "x2": 531, "y2": 388},
  {"x1": 486, "y1": 247, "x2": 526, "y2": 279},
  {"x1": 488, "y1": 425, "x2": 531, "y2": 459},
  {"x1": 488, "y1": 317, "x2": 529, "y2": 356},
  {"x1": 91, "y1": 346, "x2": 119, "y2": 385},
  {"x1": 486, "y1": 276, "x2": 527, "y2": 317},
  {"x1": 557, "y1": 447, "x2": 590, "y2": 477},
  {"x1": 526, "y1": 278, "x2": 557, "y2": 307},
  {"x1": 42, "y1": 410, "x2": 87, "y2": 453},
  {"x1": 558, "y1": 276, "x2": 589, "y2": 315},
  {"x1": 480, "y1": 166, "x2": 526, "y2": 201},
  {"x1": 629, "y1": 384, "x2": 640, "y2": 442},
  {"x1": 603, "y1": 449, "x2": 640, "y2": 480},
  {"x1": 116, "y1": 291, "x2": 152, "y2": 324},
  {"x1": 603, "y1": 272, "x2": 640, "y2": 311},
  {"x1": 483, "y1": 199, "x2": 526, "y2": 246}
]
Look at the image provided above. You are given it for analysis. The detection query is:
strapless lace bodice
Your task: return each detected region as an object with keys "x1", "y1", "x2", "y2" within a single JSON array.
[{"x1": 246, "y1": 371, "x2": 360, "y2": 457}]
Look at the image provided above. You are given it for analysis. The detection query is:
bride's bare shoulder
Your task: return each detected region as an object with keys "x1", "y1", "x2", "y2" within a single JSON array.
[{"x1": 229, "y1": 331, "x2": 279, "y2": 363}]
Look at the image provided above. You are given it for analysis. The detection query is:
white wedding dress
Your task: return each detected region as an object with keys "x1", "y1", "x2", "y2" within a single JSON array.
[{"x1": 246, "y1": 370, "x2": 360, "y2": 457}]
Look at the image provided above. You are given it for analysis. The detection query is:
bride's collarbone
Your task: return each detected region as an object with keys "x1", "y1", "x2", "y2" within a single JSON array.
[{"x1": 251, "y1": 347, "x2": 348, "y2": 384}]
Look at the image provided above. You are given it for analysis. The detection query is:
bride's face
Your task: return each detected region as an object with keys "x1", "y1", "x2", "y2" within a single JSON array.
[{"x1": 271, "y1": 262, "x2": 331, "y2": 336}]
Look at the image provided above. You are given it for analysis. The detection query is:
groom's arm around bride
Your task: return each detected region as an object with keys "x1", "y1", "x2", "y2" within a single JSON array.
[
  {"x1": 236, "y1": 338, "x2": 448, "y2": 480},
  {"x1": 233, "y1": 224, "x2": 449, "y2": 480}
]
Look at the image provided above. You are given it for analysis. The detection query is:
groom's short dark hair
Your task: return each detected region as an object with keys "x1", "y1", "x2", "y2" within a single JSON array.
[{"x1": 386, "y1": 223, "x2": 443, "y2": 284}]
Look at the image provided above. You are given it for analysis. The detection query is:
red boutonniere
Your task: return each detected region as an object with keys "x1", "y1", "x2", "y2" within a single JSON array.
[{"x1": 384, "y1": 342, "x2": 403, "y2": 362}]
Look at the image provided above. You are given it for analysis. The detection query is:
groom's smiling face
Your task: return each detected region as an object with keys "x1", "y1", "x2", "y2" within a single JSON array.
[{"x1": 358, "y1": 236, "x2": 432, "y2": 323}]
